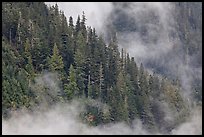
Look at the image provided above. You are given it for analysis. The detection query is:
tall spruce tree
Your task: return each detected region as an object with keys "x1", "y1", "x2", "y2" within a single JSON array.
[
  {"x1": 48, "y1": 43, "x2": 64, "y2": 72},
  {"x1": 64, "y1": 64, "x2": 79, "y2": 100}
]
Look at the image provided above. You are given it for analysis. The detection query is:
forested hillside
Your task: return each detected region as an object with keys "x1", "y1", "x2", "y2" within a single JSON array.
[
  {"x1": 2, "y1": 2, "x2": 198, "y2": 134},
  {"x1": 107, "y1": 2, "x2": 202, "y2": 102}
]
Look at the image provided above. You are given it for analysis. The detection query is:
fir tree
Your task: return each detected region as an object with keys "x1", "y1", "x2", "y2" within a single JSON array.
[
  {"x1": 64, "y1": 64, "x2": 79, "y2": 100},
  {"x1": 48, "y1": 43, "x2": 64, "y2": 72}
]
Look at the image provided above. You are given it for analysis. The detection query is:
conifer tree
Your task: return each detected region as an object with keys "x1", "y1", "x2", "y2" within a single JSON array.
[
  {"x1": 80, "y1": 11, "x2": 87, "y2": 39},
  {"x1": 75, "y1": 15, "x2": 81, "y2": 36},
  {"x1": 64, "y1": 64, "x2": 79, "y2": 100},
  {"x1": 48, "y1": 43, "x2": 64, "y2": 72},
  {"x1": 68, "y1": 16, "x2": 74, "y2": 39},
  {"x1": 74, "y1": 32, "x2": 86, "y2": 96},
  {"x1": 23, "y1": 38, "x2": 35, "y2": 79}
]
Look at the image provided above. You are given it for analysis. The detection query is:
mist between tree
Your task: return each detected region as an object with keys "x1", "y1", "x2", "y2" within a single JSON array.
[
  {"x1": 45, "y1": 2, "x2": 202, "y2": 105},
  {"x1": 2, "y1": 72, "x2": 202, "y2": 135},
  {"x1": 2, "y1": 2, "x2": 202, "y2": 135}
]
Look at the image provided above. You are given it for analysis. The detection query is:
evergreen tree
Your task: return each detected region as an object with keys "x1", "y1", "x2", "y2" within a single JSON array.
[
  {"x1": 75, "y1": 15, "x2": 81, "y2": 36},
  {"x1": 108, "y1": 52, "x2": 129, "y2": 123},
  {"x1": 80, "y1": 11, "x2": 87, "y2": 39},
  {"x1": 48, "y1": 43, "x2": 64, "y2": 72},
  {"x1": 99, "y1": 63, "x2": 105, "y2": 102},
  {"x1": 138, "y1": 63, "x2": 156, "y2": 130},
  {"x1": 116, "y1": 71, "x2": 129, "y2": 122},
  {"x1": 23, "y1": 38, "x2": 35, "y2": 79},
  {"x1": 68, "y1": 16, "x2": 74, "y2": 39},
  {"x1": 25, "y1": 56, "x2": 35, "y2": 79},
  {"x1": 64, "y1": 64, "x2": 79, "y2": 100},
  {"x1": 69, "y1": 16, "x2": 74, "y2": 30},
  {"x1": 125, "y1": 74, "x2": 138, "y2": 123},
  {"x1": 74, "y1": 32, "x2": 86, "y2": 97},
  {"x1": 107, "y1": 31, "x2": 120, "y2": 87}
]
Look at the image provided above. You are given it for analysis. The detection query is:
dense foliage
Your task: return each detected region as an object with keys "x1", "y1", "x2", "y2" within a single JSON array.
[{"x1": 2, "y1": 2, "x2": 191, "y2": 133}]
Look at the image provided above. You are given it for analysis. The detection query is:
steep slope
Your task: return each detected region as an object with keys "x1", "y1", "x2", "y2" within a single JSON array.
[{"x1": 2, "y1": 2, "x2": 200, "y2": 134}]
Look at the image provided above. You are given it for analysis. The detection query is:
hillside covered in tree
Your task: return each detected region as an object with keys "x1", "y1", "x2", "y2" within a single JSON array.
[
  {"x1": 107, "y1": 2, "x2": 202, "y2": 103},
  {"x1": 2, "y1": 2, "x2": 198, "y2": 134}
]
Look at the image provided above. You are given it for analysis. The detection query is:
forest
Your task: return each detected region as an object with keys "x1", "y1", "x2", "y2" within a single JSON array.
[{"x1": 2, "y1": 2, "x2": 201, "y2": 135}]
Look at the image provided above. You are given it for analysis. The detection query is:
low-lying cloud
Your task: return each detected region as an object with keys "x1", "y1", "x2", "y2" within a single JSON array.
[
  {"x1": 2, "y1": 99, "x2": 202, "y2": 135},
  {"x1": 171, "y1": 106, "x2": 202, "y2": 135},
  {"x1": 109, "y1": 2, "x2": 202, "y2": 103},
  {"x1": 2, "y1": 72, "x2": 202, "y2": 135},
  {"x1": 2, "y1": 100, "x2": 150, "y2": 135}
]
